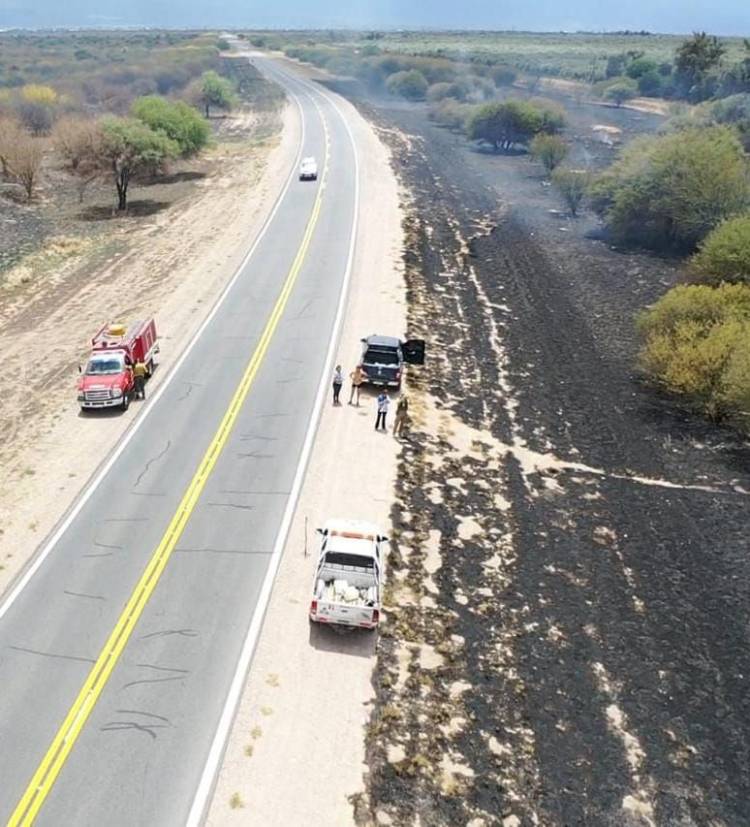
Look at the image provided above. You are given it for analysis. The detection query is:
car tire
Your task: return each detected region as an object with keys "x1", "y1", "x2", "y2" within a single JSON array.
[{"x1": 120, "y1": 393, "x2": 130, "y2": 412}]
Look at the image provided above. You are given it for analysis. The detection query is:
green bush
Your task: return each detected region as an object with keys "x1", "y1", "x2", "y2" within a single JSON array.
[
  {"x1": 591, "y1": 126, "x2": 750, "y2": 250},
  {"x1": 552, "y1": 167, "x2": 590, "y2": 215},
  {"x1": 604, "y1": 78, "x2": 638, "y2": 106},
  {"x1": 386, "y1": 70, "x2": 428, "y2": 101},
  {"x1": 466, "y1": 100, "x2": 542, "y2": 150},
  {"x1": 529, "y1": 133, "x2": 568, "y2": 173},
  {"x1": 528, "y1": 97, "x2": 567, "y2": 133},
  {"x1": 132, "y1": 95, "x2": 210, "y2": 156},
  {"x1": 428, "y1": 99, "x2": 476, "y2": 130},
  {"x1": 626, "y1": 57, "x2": 659, "y2": 79},
  {"x1": 690, "y1": 215, "x2": 750, "y2": 285},
  {"x1": 637, "y1": 283, "x2": 750, "y2": 421}
]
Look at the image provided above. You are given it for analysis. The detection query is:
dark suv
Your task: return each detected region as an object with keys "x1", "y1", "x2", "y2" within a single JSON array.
[{"x1": 360, "y1": 335, "x2": 425, "y2": 388}]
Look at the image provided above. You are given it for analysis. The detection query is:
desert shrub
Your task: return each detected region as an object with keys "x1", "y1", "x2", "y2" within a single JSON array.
[
  {"x1": 690, "y1": 215, "x2": 750, "y2": 285},
  {"x1": 603, "y1": 78, "x2": 639, "y2": 106},
  {"x1": 491, "y1": 65, "x2": 517, "y2": 87},
  {"x1": 637, "y1": 283, "x2": 750, "y2": 421},
  {"x1": 428, "y1": 99, "x2": 475, "y2": 130},
  {"x1": 590, "y1": 126, "x2": 750, "y2": 250},
  {"x1": 637, "y1": 70, "x2": 663, "y2": 96},
  {"x1": 386, "y1": 70, "x2": 428, "y2": 101},
  {"x1": 0, "y1": 115, "x2": 23, "y2": 175},
  {"x1": 132, "y1": 95, "x2": 210, "y2": 155},
  {"x1": 626, "y1": 57, "x2": 659, "y2": 79},
  {"x1": 528, "y1": 97, "x2": 567, "y2": 133},
  {"x1": 530, "y1": 133, "x2": 569, "y2": 173},
  {"x1": 427, "y1": 82, "x2": 454, "y2": 102},
  {"x1": 552, "y1": 167, "x2": 590, "y2": 215}
]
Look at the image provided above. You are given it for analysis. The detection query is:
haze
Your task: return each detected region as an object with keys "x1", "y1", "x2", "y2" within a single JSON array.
[{"x1": 1, "y1": 0, "x2": 749, "y2": 35}]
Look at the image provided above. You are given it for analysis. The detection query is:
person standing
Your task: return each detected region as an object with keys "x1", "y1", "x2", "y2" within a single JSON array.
[
  {"x1": 332, "y1": 365, "x2": 343, "y2": 405},
  {"x1": 133, "y1": 358, "x2": 148, "y2": 400},
  {"x1": 349, "y1": 364, "x2": 365, "y2": 406},
  {"x1": 393, "y1": 395, "x2": 409, "y2": 437},
  {"x1": 375, "y1": 390, "x2": 390, "y2": 431}
]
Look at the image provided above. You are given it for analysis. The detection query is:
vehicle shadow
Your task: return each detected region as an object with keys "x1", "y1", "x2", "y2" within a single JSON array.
[{"x1": 308, "y1": 622, "x2": 377, "y2": 658}]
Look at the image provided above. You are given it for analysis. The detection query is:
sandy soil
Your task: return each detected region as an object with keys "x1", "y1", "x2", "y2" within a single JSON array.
[
  {"x1": 0, "y1": 102, "x2": 298, "y2": 595},
  {"x1": 205, "y1": 85, "x2": 406, "y2": 825}
]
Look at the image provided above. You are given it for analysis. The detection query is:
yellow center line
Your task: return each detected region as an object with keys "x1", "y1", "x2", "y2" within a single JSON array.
[{"x1": 9, "y1": 113, "x2": 329, "y2": 827}]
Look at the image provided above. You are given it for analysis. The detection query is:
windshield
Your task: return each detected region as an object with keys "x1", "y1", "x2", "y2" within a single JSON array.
[
  {"x1": 364, "y1": 348, "x2": 399, "y2": 365},
  {"x1": 86, "y1": 355, "x2": 125, "y2": 375}
]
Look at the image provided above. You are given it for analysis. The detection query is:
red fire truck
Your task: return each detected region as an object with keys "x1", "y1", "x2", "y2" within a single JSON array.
[{"x1": 77, "y1": 319, "x2": 158, "y2": 411}]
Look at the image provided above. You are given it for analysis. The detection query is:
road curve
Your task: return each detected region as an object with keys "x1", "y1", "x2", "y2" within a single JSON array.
[{"x1": 0, "y1": 56, "x2": 358, "y2": 826}]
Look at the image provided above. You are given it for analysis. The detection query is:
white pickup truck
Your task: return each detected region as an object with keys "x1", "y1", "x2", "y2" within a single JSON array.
[{"x1": 309, "y1": 519, "x2": 387, "y2": 630}]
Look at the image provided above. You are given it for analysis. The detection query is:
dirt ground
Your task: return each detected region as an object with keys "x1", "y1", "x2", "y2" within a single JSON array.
[
  {"x1": 0, "y1": 99, "x2": 296, "y2": 595},
  {"x1": 206, "y1": 71, "x2": 407, "y2": 826},
  {"x1": 324, "y1": 86, "x2": 750, "y2": 826}
]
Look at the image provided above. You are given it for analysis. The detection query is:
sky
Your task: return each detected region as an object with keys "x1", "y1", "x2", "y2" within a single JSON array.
[{"x1": 1, "y1": 0, "x2": 749, "y2": 35}]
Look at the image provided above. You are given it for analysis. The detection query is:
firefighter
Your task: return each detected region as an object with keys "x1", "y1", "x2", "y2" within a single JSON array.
[{"x1": 133, "y1": 358, "x2": 148, "y2": 400}]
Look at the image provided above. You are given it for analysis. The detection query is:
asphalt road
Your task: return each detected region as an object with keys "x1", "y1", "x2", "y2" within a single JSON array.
[{"x1": 0, "y1": 56, "x2": 358, "y2": 826}]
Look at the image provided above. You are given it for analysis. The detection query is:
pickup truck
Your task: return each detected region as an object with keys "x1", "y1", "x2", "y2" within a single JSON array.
[
  {"x1": 309, "y1": 519, "x2": 387, "y2": 630},
  {"x1": 360, "y1": 334, "x2": 425, "y2": 389},
  {"x1": 77, "y1": 319, "x2": 158, "y2": 411}
]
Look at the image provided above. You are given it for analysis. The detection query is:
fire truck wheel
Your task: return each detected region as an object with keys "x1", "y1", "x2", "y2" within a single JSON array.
[{"x1": 147, "y1": 358, "x2": 154, "y2": 376}]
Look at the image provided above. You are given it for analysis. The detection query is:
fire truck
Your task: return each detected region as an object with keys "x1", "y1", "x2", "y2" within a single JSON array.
[{"x1": 77, "y1": 319, "x2": 158, "y2": 411}]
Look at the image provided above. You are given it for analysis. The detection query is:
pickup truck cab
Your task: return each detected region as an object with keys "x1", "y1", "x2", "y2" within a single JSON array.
[
  {"x1": 299, "y1": 156, "x2": 318, "y2": 181},
  {"x1": 360, "y1": 334, "x2": 425, "y2": 389},
  {"x1": 309, "y1": 519, "x2": 387, "y2": 630}
]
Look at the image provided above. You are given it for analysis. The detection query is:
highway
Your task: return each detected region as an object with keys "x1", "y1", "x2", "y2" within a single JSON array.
[{"x1": 0, "y1": 55, "x2": 358, "y2": 826}]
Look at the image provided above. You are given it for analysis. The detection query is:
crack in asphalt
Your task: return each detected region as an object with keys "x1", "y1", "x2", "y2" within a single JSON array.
[
  {"x1": 9, "y1": 645, "x2": 95, "y2": 664},
  {"x1": 101, "y1": 721, "x2": 169, "y2": 739},
  {"x1": 134, "y1": 439, "x2": 172, "y2": 488},
  {"x1": 139, "y1": 629, "x2": 199, "y2": 640},
  {"x1": 63, "y1": 590, "x2": 105, "y2": 601}
]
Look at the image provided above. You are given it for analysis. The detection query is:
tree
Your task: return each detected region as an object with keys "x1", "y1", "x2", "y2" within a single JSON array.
[
  {"x1": 53, "y1": 117, "x2": 102, "y2": 201},
  {"x1": 529, "y1": 133, "x2": 568, "y2": 173},
  {"x1": 53, "y1": 117, "x2": 101, "y2": 172},
  {"x1": 10, "y1": 138, "x2": 45, "y2": 200},
  {"x1": 637, "y1": 283, "x2": 750, "y2": 421},
  {"x1": 0, "y1": 116, "x2": 23, "y2": 177},
  {"x1": 690, "y1": 215, "x2": 750, "y2": 285},
  {"x1": 98, "y1": 117, "x2": 179, "y2": 210},
  {"x1": 552, "y1": 168, "x2": 590, "y2": 216},
  {"x1": 604, "y1": 79, "x2": 639, "y2": 106},
  {"x1": 674, "y1": 32, "x2": 726, "y2": 101},
  {"x1": 467, "y1": 101, "x2": 542, "y2": 151},
  {"x1": 590, "y1": 126, "x2": 750, "y2": 250},
  {"x1": 386, "y1": 70, "x2": 428, "y2": 101},
  {"x1": 637, "y1": 71, "x2": 663, "y2": 96},
  {"x1": 17, "y1": 84, "x2": 58, "y2": 135},
  {"x1": 195, "y1": 71, "x2": 236, "y2": 118},
  {"x1": 132, "y1": 96, "x2": 210, "y2": 156}
]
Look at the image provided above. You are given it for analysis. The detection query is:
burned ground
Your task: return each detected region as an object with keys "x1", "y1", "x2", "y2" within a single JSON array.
[{"x1": 337, "y1": 89, "x2": 750, "y2": 826}]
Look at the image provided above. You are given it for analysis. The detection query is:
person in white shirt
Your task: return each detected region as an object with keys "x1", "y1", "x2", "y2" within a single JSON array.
[
  {"x1": 375, "y1": 391, "x2": 390, "y2": 431},
  {"x1": 332, "y1": 365, "x2": 343, "y2": 405}
]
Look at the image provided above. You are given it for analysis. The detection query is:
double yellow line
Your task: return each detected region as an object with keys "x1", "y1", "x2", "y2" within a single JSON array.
[{"x1": 9, "y1": 144, "x2": 325, "y2": 826}]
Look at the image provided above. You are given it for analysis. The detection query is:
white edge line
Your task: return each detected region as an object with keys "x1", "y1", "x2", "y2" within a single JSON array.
[
  {"x1": 185, "y1": 61, "x2": 361, "y2": 827},
  {"x1": 0, "y1": 78, "x2": 306, "y2": 624}
]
